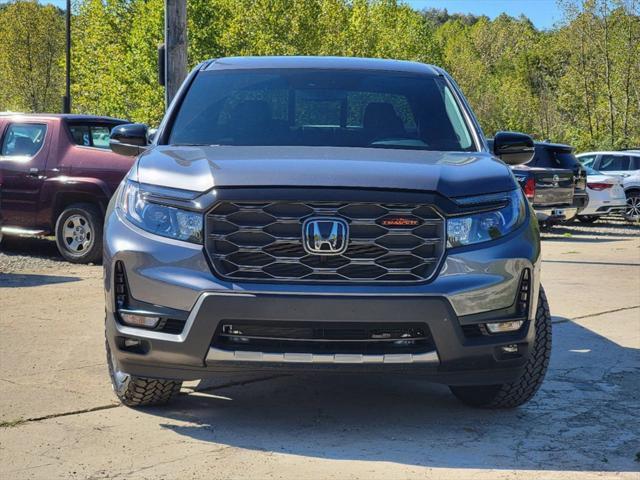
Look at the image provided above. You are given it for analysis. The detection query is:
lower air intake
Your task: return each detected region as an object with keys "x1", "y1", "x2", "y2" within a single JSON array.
[{"x1": 211, "y1": 321, "x2": 435, "y2": 355}]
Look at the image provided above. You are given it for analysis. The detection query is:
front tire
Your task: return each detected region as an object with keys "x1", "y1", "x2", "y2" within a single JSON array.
[
  {"x1": 55, "y1": 203, "x2": 103, "y2": 263},
  {"x1": 106, "y1": 338, "x2": 182, "y2": 407},
  {"x1": 450, "y1": 286, "x2": 552, "y2": 408}
]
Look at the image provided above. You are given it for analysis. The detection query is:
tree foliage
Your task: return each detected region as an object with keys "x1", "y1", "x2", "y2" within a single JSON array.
[
  {"x1": 0, "y1": 0, "x2": 65, "y2": 112},
  {"x1": 0, "y1": 0, "x2": 638, "y2": 150}
]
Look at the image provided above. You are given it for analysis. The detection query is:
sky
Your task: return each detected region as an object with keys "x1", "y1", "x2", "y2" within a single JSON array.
[
  {"x1": 35, "y1": 0, "x2": 564, "y2": 30},
  {"x1": 405, "y1": 0, "x2": 563, "y2": 29}
]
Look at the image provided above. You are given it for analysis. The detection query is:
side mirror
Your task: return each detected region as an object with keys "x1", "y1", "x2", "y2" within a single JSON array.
[
  {"x1": 493, "y1": 131, "x2": 534, "y2": 165},
  {"x1": 110, "y1": 123, "x2": 149, "y2": 157}
]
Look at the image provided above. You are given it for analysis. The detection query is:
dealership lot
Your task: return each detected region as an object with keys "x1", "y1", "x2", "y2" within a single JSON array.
[{"x1": 1, "y1": 219, "x2": 638, "y2": 480}]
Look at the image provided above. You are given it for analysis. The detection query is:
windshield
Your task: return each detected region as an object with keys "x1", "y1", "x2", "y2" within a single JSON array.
[{"x1": 168, "y1": 69, "x2": 476, "y2": 152}]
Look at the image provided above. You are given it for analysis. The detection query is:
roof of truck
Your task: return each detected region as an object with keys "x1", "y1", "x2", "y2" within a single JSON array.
[
  {"x1": 535, "y1": 141, "x2": 573, "y2": 151},
  {"x1": 0, "y1": 113, "x2": 127, "y2": 123},
  {"x1": 204, "y1": 56, "x2": 441, "y2": 76}
]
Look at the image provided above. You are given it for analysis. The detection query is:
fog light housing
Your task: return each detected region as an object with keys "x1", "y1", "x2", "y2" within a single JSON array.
[
  {"x1": 501, "y1": 344, "x2": 519, "y2": 354},
  {"x1": 119, "y1": 311, "x2": 160, "y2": 328},
  {"x1": 485, "y1": 320, "x2": 524, "y2": 334}
]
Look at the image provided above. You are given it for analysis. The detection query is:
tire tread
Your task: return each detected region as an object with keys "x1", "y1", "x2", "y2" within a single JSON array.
[
  {"x1": 120, "y1": 377, "x2": 182, "y2": 407},
  {"x1": 450, "y1": 286, "x2": 552, "y2": 408}
]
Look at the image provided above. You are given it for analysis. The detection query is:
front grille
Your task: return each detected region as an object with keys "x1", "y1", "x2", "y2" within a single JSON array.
[
  {"x1": 212, "y1": 321, "x2": 435, "y2": 355},
  {"x1": 205, "y1": 201, "x2": 445, "y2": 282}
]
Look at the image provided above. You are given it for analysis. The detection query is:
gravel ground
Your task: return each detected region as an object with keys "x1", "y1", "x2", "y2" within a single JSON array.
[
  {"x1": 0, "y1": 236, "x2": 97, "y2": 273},
  {"x1": 541, "y1": 215, "x2": 639, "y2": 241}
]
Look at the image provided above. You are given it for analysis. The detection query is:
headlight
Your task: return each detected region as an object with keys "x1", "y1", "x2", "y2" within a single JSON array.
[
  {"x1": 118, "y1": 180, "x2": 203, "y2": 243},
  {"x1": 447, "y1": 189, "x2": 526, "y2": 247}
]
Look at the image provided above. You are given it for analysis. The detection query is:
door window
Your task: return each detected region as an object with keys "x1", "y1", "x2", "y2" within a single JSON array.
[
  {"x1": 577, "y1": 155, "x2": 596, "y2": 167},
  {"x1": 599, "y1": 155, "x2": 631, "y2": 171},
  {"x1": 68, "y1": 124, "x2": 114, "y2": 149},
  {"x1": 69, "y1": 125, "x2": 91, "y2": 146},
  {"x1": 90, "y1": 126, "x2": 111, "y2": 148},
  {"x1": 1, "y1": 123, "x2": 47, "y2": 157}
]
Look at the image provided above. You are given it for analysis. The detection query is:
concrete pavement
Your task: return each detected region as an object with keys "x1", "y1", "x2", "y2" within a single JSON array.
[{"x1": 0, "y1": 223, "x2": 638, "y2": 479}]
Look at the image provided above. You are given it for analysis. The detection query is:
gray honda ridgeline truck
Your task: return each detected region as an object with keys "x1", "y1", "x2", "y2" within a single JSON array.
[{"x1": 105, "y1": 56, "x2": 550, "y2": 409}]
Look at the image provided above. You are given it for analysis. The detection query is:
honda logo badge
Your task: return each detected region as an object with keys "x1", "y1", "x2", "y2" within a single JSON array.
[{"x1": 302, "y1": 218, "x2": 349, "y2": 255}]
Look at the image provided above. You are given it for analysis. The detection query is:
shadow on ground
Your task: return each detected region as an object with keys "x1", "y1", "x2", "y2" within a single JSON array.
[
  {"x1": 0, "y1": 236, "x2": 63, "y2": 259},
  {"x1": 0, "y1": 272, "x2": 81, "y2": 287},
  {"x1": 136, "y1": 319, "x2": 639, "y2": 473}
]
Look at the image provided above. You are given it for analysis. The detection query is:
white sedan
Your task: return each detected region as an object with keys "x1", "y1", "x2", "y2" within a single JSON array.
[{"x1": 577, "y1": 166, "x2": 627, "y2": 223}]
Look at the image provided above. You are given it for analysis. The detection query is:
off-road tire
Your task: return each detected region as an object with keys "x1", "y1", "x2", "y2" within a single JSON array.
[
  {"x1": 106, "y1": 339, "x2": 182, "y2": 407},
  {"x1": 449, "y1": 286, "x2": 552, "y2": 409},
  {"x1": 577, "y1": 215, "x2": 599, "y2": 224},
  {"x1": 55, "y1": 203, "x2": 103, "y2": 264}
]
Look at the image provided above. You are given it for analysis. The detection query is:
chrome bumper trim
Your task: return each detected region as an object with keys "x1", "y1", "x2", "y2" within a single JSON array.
[{"x1": 206, "y1": 348, "x2": 440, "y2": 365}]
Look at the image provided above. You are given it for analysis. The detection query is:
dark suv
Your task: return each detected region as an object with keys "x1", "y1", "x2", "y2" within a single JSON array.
[
  {"x1": 510, "y1": 141, "x2": 588, "y2": 225},
  {"x1": 104, "y1": 57, "x2": 551, "y2": 409},
  {"x1": 0, "y1": 114, "x2": 132, "y2": 263}
]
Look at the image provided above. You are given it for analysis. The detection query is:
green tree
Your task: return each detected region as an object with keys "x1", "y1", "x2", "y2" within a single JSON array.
[
  {"x1": 0, "y1": 0, "x2": 65, "y2": 112},
  {"x1": 61, "y1": 0, "x2": 639, "y2": 149}
]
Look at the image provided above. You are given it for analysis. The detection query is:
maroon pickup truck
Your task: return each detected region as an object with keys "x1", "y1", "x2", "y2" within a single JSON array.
[{"x1": 0, "y1": 114, "x2": 134, "y2": 263}]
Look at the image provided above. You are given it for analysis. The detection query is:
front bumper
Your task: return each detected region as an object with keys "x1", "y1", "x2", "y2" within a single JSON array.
[
  {"x1": 104, "y1": 202, "x2": 541, "y2": 386},
  {"x1": 106, "y1": 291, "x2": 536, "y2": 385}
]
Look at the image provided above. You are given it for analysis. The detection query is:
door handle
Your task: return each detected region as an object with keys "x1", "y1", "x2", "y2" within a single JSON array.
[{"x1": 28, "y1": 167, "x2": 43, "y2": 178}]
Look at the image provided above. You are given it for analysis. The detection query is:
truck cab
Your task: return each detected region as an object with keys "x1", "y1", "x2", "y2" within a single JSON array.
[{"x1": 0, "y1": 114, "x2": 132, "y2": 262}]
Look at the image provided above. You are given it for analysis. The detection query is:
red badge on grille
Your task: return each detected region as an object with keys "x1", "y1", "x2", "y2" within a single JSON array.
[{"x1": 379, "y1": 216, "x2": 421, "y2": 227}]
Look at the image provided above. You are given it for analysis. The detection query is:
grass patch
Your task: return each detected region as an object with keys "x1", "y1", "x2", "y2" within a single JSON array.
[{"x1": 562, "y1": 232, "x2": 573, "y2": 238}]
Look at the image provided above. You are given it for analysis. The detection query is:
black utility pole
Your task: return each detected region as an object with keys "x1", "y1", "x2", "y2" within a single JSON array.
[
  {"x1": 164, "y1": 0, "x2": 187, "y2": 108},
  {"x1": 63, "y1": 0, "x2": 71, "y2": 113}
]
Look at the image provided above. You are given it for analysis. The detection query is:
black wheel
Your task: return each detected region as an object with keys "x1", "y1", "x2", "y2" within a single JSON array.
[
  {"x1": 450, "y1": 286, "x2": 552, "y2": 408},
  {"x1": 106, "y1": 338, "x2": 182, "y2": 407},
  {"x1": 577, "y1": 215, "x2": 599, "y2": 224},
  {"x1": 55, "y1": 203, "x2": 103, "y2": 263},
  {"x1": 624, "y1": 191, "x2": 640, "y2": 223}
]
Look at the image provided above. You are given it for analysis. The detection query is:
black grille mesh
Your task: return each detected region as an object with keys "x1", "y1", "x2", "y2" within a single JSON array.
[
  {"x1": 212, "y1": 321, "x2": 434, "y2": 354},
  {"x1": 205, "y1": 200, "x2": 445, "y2": 282}
]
